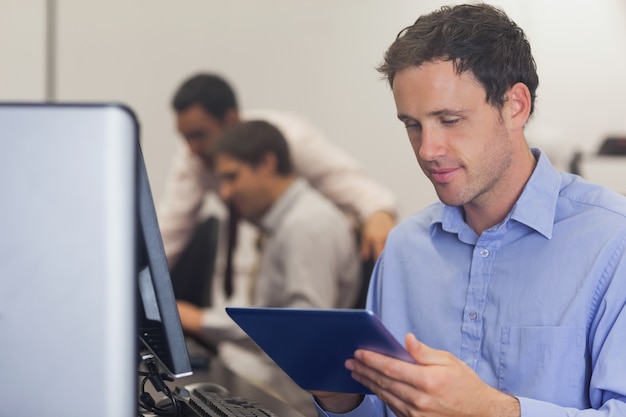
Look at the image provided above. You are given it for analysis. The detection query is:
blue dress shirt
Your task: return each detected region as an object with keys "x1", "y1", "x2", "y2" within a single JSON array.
[{"x1": 319, "y1": 150, "x2": 626, "y2": 417}]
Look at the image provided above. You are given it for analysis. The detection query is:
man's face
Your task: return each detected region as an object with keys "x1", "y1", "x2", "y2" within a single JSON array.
[
  {"x1": 392, "y1": 60, "x2": 515, "y2": 209},
  {"x1": 215, "y1": 153, "x2": 274, "y2": 221},
  {"x1": 176, "y1": 104, "x2": 233, "y2": 165}
]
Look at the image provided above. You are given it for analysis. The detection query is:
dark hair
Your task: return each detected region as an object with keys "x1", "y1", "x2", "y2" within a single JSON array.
[
  {"x1": 377, "y1": 3, "x2": 539, "y2": 116},
  {"x1": 213, "y1": 120, "x2": 293, "y2": 176},
  {"x1": 171, "y1": 73, "x2": 238, "y2": 121}
]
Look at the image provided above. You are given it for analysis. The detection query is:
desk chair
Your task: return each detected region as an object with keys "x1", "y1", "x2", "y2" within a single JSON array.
[
  {"x1": 170, "y1": 216, "x2": 220, "y2": 363},
  {"x1": 352, "y1": 257, "x2": 375, "y2": 309},
  {"x1": 170, "y1": 215, "x2": 219, "y2": 307}
]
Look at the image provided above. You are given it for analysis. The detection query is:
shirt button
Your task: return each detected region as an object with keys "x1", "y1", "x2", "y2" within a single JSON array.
[
  {"x1": 469, "y1": 311, "x2": 478, "y2": 320},
  {"x1": 480, "y1": 248, "x2": 490, "y2": 257}
]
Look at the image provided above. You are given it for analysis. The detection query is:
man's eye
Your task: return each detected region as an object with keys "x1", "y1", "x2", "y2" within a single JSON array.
[
  {"x1": 187, "y1": 131, "x2": 206, "y2": 141},
  {"x1": 221, "y1": 173, "x2": 238, "y2": 182},
  {"x1": 442, "y1": 118, "x2": 460, "y2": 125}
]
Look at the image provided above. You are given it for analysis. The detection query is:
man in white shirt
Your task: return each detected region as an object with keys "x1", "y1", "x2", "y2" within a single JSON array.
[
  {"x1": 177, "y1": 119, "x2": 361, "y2": 416},
  {"x1": 159, "y1": 73, "x2": 397, "y2": 268},
  {"x1": 159, "y1": 73, "x2": 397, "y2": 328}
]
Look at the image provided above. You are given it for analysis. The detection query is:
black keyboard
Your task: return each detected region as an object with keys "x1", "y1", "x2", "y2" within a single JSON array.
[{"x1": 180, "y1": 384, "x2": 277, "y2": 417}]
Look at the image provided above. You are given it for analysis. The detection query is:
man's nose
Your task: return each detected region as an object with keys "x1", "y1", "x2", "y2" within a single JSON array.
[
  {"x1": 418, "y1": 126, "x2": 446, "y2": 161},
  {"x1": 187, "y1": 140, "x2": 203, "y2": 155},
  {"x1": 219, "y1": 182, "x2": 232, "y2": 202}
]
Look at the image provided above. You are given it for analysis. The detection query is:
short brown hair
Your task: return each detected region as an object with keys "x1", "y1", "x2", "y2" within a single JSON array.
[
  {"x1": 378, "y1": 4, "x2": 539, "y2": 116},
  {"x1": 213, "y1": 120, "x2": 293, "y2": 176}
]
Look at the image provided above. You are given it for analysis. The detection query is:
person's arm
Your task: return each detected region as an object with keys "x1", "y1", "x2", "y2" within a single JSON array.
[
  {"x1": 359, "y1": 210, "x2": 396, "y2": 260},
  {"x1": 340, "y1": 328, "x2": 626, "y2": 417},
  {"x1": 346, "y1": 334, "x2": 520, "y2": 417},
  {"x1": 177, "y1": 218, "x2": 261, "y2": 345},
  {"x1": 177, "y1": 300, "x2": 250, "y2": 344},
  {"x1": 257, "y1": 111, "x2": 398, "y2": 259},
  {"x1": 312, "y1": 392, "x2": 364, "y2": 414},
  {"x1": 309, "y1": 336, "x2": 520, "y2": 417},
  {"x1": 157, "y1": 145, "x2": 215, "y2": 268}
]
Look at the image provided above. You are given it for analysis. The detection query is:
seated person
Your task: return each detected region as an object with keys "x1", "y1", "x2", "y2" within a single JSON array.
[{"x1": 177, "y1": 120, "x2": 361, "y2": 417}]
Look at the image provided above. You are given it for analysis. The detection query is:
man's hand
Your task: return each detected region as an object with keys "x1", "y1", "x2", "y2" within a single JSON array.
[
  {"x1": 360, "y1": 211, "x2": 396, "y2": 261},
  {"x1": 346, "y1": 334, "x2": 520, "y2": 417},
  {"x1": 176, "y1": 300, "x2": 203, "y2": 335}
]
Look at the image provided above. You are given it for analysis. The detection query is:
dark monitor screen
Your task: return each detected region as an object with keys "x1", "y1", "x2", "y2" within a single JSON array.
[{"x1": 136, "y1": 132, "x2": 192, "y2": 379}]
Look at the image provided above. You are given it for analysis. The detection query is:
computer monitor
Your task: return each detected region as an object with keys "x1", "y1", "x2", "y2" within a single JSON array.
[
  {"x1": 0, "y1": 102, "x2": 192, "y2": 417},
  {"x1": 136, "y1": 139, "x2": 193, "y2": 379},
  {"x1": 0, "y1": 103, "x2": 138, "y2": 417}
]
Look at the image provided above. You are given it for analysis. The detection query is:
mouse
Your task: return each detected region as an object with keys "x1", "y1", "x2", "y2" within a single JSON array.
[{"x1": 179, "y1": 381, "x2": 230, "y2": 397}]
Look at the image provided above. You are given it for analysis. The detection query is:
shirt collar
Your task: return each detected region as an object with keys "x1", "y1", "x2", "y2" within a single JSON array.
[
  {"x1": 433, "y1": 148, "x2": 560, "y2": 239},
  {"x1": 507, "y1": 149, "x2": 560, "y2": 239},
  {"x1": 258, "y1": 178, "x2": 306, "y2": 235}
]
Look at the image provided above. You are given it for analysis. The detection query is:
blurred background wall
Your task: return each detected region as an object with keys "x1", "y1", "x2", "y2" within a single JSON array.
[{"x1": 2, "y1": 0, "x2": 625, "y2": 218}]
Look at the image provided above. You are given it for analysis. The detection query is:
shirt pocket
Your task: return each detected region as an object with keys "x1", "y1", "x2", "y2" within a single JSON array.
[{"x1": 499, "y1": 326, "x2": 588, "y2": 407}]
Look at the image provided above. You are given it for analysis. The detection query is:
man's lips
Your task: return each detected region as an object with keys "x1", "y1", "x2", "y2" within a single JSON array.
[{"x1": 429, "y1": 167, "x2": 461, "y2": 183}]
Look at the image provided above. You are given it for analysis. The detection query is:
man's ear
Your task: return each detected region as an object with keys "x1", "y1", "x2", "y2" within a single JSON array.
[
  {"x1": 258, "y1": 152, "x2": 278, "y2": 175},
  {"x1": 506, "y1": 82, "x2": 532, "y2": 129},
  {"x1": 223, "y1": 108, "x2": 240, "y2": 127}
]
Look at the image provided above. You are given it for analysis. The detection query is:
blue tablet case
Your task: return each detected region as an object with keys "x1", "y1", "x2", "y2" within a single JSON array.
[{"x1": 225, "y1": 307, "x2": 414, "y2": 394}]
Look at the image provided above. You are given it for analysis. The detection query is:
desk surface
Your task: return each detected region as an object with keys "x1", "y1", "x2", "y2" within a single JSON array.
[{"x1": 143, "y1": 353, "x2": 308, "y2": 417}]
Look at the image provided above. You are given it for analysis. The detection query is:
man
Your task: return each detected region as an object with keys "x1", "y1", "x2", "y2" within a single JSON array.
[
  {"x1": 158, "y1": 73, "x2": 397, "y2": 270},
  {"x1": 178, "y1": 120, "x2": 361, "y2": 416},
  {"x1": 313, "y1": 4, "x2": 626, "y2": 417}
]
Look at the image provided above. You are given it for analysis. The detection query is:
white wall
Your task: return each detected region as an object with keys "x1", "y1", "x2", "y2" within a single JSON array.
[
  {"x1": 0, "y1": 0, "x2": 46, "y2": 100},
  {"x1": 2, "y1": 0, "x2": 625, "y2": 218}
]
